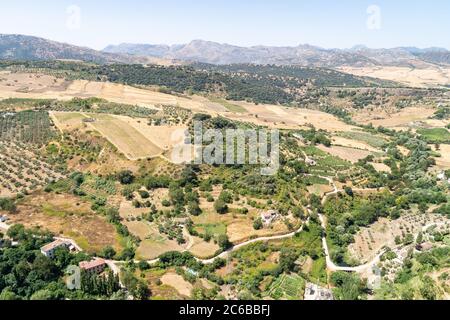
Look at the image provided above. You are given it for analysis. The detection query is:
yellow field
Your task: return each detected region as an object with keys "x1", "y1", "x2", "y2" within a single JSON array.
[
  {"x1": 431, "y1": 144, "x2": 450, "y2": 171},
  {"x1": 7, "y1": 192, "x2": 123, "y2": 253},
  {"x1": 226, "y1": 102, "x2": 357, "y2": 132},
  {"x1": 317, "y1": 145, "x2": 373, "y2": 163},
  {"x1": 87, "y1": 114, "x2": 162, "y2": 160},
  {"x1": 339, "y1": 66, "x2": 450, "y2": 88},
  {"x1": 160, "y1": 273, "x2": 193, "y2": 297},
  {"x1": 331, "y1": 136, "x2": 381, "y2": 152},
  {"x1": 1, "y1": 72, "x2": 357, "y2": 133},
  {"x1": 51, "y1": 111, "x2": 169, "y2": 160}
]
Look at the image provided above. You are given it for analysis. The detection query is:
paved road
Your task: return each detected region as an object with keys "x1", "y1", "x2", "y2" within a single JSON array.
[
  {"x1": 199, "y1": 220, "x2": 309, "y2": 264},
  {"x1": 0, "y1": 175, "x2": 394, "y2": 275},
  {"x1": 314, "y1": 175, "x2": 386, "y2": 273}
]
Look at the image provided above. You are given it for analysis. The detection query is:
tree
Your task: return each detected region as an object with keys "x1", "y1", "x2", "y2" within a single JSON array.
[
  {"x1": 0, "y1": 198, "x2": 16, "y2": 212},
  {"x1": 134, "y1": 281, "x2": 150, "y2": 300},
  {"x1": 330, "y1": 272, "x2": 366, "y2": 300},
  {"x1": 117, "y1": 170, "x2": 134, "y2": 185},
  {"x1": 344, "y1": 186, "x2": 354, "y2": 197},
  {"x1": 253, "y1": 218, "x2": 263, "y2": 230},
  {"x1": 0, "y1": 288, "x2": 20, "y2": 300},
  {"x1": 6, "y1": 224, "x2": 26, "y2": 241},
  {"x1": 188, "y1": 202, "x2": 202, "y2": 216},
  {"x1": 420, "y1": 276, "x2": 438, "y2": 300},
  {"x1": 214, "y1": 199, "x2": 228, "y2": 214},
  {"x1": 30, "y1": 289, "x2": 55, "y2": 300},
  {"x1": 279, "y1": 248, "x2": 298, "y2": 273},
  {"x1": 217, "y1": 234, "x2": 232, "y2": 251},
  {"x1": 137, "y1": 261, "x2": 150, "y2": 271},
  {"x1": 101, "y1": 246, "x2": 117, "y2": 259},
  {"x1": 416, "y1": 232, "x2": 423, "y2": 245}
]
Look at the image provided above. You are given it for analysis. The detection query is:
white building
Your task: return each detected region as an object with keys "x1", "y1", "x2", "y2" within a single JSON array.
[
  {"x1": 260, "y1": 210, "x2": 279, "y2": 226},
  {"x1": 304, "y1": 283, "x2": 334, "y2": 300},
  {"x1": 40, "y1": 239, "x2": 73, "y2": 259}
]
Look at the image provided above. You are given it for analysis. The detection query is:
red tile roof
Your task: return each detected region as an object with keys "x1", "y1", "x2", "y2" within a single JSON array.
[{"x1": 79, "y1": 259, "x2": 106, "y2": 270}]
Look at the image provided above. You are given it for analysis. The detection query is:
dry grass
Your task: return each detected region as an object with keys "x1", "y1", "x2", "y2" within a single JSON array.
[
  {"x1": 188, "y1": 237, "x2": 220, "y2": 258},
  {"x1": 307, "y1": 184, "x2": 334, "y2": 197},
  {"x1": 349, "y1": 213, "x2": 449, "y2": 263},
  {"x1": 226, "y1": 102, "x2": 357, "y2": 132},
  {"x1": 317, "y1": 145, "x2": 372, "y2": 163},
  {"x1": 331, "y1": 136, "x2": 381, "y2": 153},
  {"x1": 354, "y1": 107, "x2": 436, "y2": 129},
  {"x1": 1, "y1": 72, "x2": 359, "y2": 134},
  {"x1": 338, "y1": 66, "x2": 450, "y2": 88},
  {"x1": 370, "y1": 162, "x2": 392, "y2": 173},
  {"x1": 160, "y1": 273, "x2": 193, "y2": 297},
  {"x1": 7, "y1": 192, "x2": 123, "y2": 253},
  {"x1": 432, "y1": 144, "x2": 450, "y2": 171}
]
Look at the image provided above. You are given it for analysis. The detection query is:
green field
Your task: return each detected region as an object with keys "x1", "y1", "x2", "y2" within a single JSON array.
[
  {"x1": 417, "y1": 128, "x2": 450, "y2": 143},
  {"x1": 267, "y1": 274, "x2": 305, "y2": 300},
  {"x1": 210, "y1": 98, "x2": 247, "y2": 113},
  {"x1": 339, "y1": 130, "x2": 387, "y2": 148}
]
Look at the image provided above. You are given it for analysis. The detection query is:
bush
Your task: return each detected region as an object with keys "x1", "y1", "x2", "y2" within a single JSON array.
[
  {"x1": 214, "y1": 199, "x2": 228, "y2": 214},
  {"x1": 117, "y1": 170, "x2": 135, "y2": 185},
  {"x1": 253, "y1": 218, "x2": 263, "y2": 230}
]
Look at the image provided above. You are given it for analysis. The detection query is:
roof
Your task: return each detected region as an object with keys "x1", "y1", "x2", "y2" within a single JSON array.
[
  {"x1": 263, "y1": 210, "x2": 277, "y2": 216},
  {"x1": 41, "y1": 239, "x2": 69, "y2": 252},
  {"x1": 79, "y1": 259, "x2": 106, "y2": 270}
]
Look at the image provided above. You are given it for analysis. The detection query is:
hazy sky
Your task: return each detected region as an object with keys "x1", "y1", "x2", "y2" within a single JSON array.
[{"x1": 1, "y1": 0, "x2": 449, "y2": 50}]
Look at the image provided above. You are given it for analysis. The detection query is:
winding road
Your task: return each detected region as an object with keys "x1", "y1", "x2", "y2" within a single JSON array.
[{"x1": 0, "y1": 174, "x2": 388, "y2": 275}]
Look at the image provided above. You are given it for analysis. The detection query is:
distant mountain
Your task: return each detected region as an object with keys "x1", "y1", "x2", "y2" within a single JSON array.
[
  {"x1": 104, "y1": 40, "x2": 450, "y2": 67},
  {"x1": 104, "y1": 40, "x2": 376, "y2": 67},
  {"x1": 2, "y1": 34, "x2": 449, "y2": 68},
  {"x1": 0, "y1": 34, "x2": 146, "y2": 64}
]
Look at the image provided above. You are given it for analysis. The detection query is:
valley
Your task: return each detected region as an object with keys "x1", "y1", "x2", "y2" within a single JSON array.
[{"x1": 0, "y1": 35, "x2": 449, "y2": 303}]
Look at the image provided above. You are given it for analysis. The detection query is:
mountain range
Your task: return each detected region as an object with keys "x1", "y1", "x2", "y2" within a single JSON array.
[
  {"x1": 104, "y1": 40, "x2": 450, "y2": 67},
  {"x1": 1, "y1": 34, "x2": 450, "y2": 68}
]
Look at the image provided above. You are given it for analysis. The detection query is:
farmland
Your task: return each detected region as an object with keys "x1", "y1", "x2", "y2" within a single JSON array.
[
  {"x1": 417, "y1": 128, "x2": 450, "y2": 144},
  {"x1": 0, "y1": 142, "x2": 65, "y2": 196},
  {"x1": 6, "y1": 192, "x2": 124, "y2": 253},
  {"x1": 51, "y1": 111, "x2": 173, "y2": 160},
  {"x1": 267, "y1": 274, "x2": 305, "y2": 300},
  {"x1": 0, "y1": 57, "x2": 449, "y2": 302},
  {"x1": 349, "y1": 213, "x2": 450, "y2": 263},
  {"x1": 0, "y1": 110, "x2": 56, "y2": 144}
]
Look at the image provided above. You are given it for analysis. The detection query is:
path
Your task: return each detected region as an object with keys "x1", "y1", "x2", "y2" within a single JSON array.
[{"x1": 0, "y1": 174, "x2": 392, "y2": 275}]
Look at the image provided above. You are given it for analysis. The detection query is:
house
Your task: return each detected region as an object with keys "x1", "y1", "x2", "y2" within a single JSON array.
[
  {"x1": 79, "y1": 258, "x2": 107, "y2": 274},
  {"x1": 260, "y1": 210, "x2": 278, "y2": 226},
  {"x1": 40, "y1": 239, "x2": 72, "y2": 259},
  {"x1": 304, "y1": 283, "x2": 334, "y2": 300}
]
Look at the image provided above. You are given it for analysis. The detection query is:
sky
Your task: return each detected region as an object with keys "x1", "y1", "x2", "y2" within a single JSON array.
[{"x1": 1, "y1": 0, "x2": 449, "y2": 50}]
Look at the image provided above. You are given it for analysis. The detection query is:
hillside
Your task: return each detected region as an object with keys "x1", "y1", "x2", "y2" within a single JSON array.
[
  {"x1": 104, "y1": 40, "x2": 450, "y2": 67},
  {"x1": 0, "y1": 34, "x2": 144, "y2": 64},
  {"x1": 0, "y1": 60, "x2": 394, "y2": 106}
]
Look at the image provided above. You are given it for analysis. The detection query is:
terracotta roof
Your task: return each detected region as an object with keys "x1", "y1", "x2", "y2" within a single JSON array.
[
  {"x1": 79, "y1": 259, "x2": 106, "y2": 270},
  {"x1": 41, "y1": 240, "x2": 69, "y2": 252}
]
